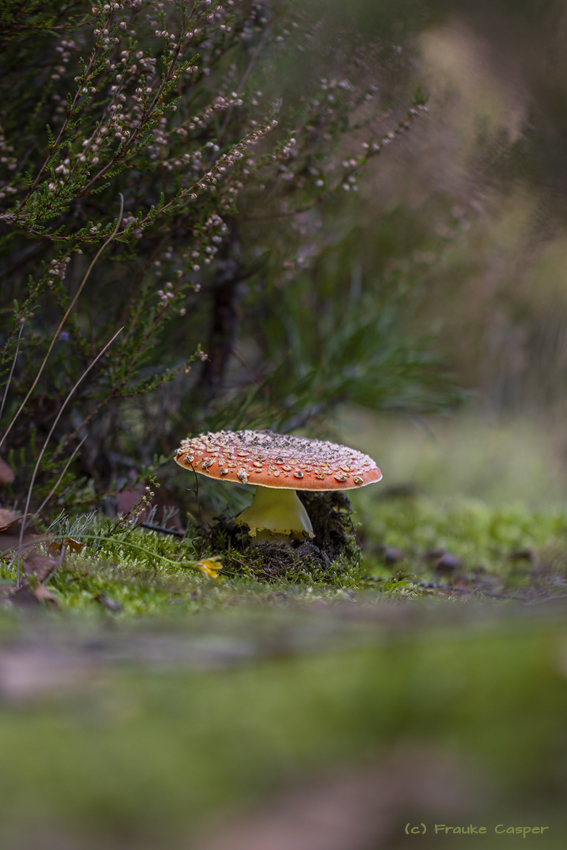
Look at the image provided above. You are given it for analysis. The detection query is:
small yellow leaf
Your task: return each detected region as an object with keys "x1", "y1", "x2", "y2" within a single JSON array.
[{"x1": 196, "y1": 557, "x2": 222, "y2": 579}]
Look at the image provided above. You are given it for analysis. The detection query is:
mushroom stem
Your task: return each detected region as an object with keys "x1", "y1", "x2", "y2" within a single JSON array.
[{"x1": 235, "y1": 486, "x2": 314, "y2": 542}]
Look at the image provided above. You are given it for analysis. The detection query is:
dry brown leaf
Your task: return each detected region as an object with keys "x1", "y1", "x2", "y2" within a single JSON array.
[
  {"x1": 8, "y1": 587, "x2": 41, "y2": 608},
  {"x1": 47, "y1": 536, "x2": 85, "y2": 556},
  {"x1": 0, "y1": 457, "x2": 14, "y2": 486},
  {"x1": 0, "y1": 511, "x2": 36, "y2": 545},
  {"x1": 2, "y1": 582, "x2": 58, "y2": 608},
  {"x1": 0, "y1": 512, "x2": 52, "y2": 556},
  {"x1": 31, "y1": 585, "x2": 58, "y2": 605},
  {"x1": 116, "y1": 483, "x2": 145, "y2": 515},
  {"x1": 22, "y1": 552, "x2": 58, "y2": 582},
  {"x1": 0, "y1": 508, "x2": 21, "y2": 532},
  {"x1": 0, "y1": 533, "x2": 40, "y2": 554}
]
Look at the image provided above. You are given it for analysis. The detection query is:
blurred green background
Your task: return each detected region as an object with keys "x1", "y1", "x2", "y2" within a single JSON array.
[{"x1": 331, "y1": 0, "x2": 567, "y2": 515}]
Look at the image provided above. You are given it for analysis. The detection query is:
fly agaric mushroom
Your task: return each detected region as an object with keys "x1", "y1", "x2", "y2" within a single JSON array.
[{"x1": 174, "y1": 430, "x2": 382, "y2": 542}]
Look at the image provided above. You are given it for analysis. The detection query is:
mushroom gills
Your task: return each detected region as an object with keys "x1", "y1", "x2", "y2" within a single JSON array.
[{"x1": 235, "y1": 486, "x2": 314, "y2": 542}]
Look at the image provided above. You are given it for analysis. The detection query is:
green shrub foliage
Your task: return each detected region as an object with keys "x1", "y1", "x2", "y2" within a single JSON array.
[{"x1": 0, "y1": 0, "x2": 456, "y2": 515}]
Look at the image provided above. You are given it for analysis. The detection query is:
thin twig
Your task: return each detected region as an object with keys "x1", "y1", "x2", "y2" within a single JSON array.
[
  {"x1": 0, "y1": 194, "x2": 125, "y2": 450},
  {"x1": 188, "y1": 463, "x2": 205, "y2": 558},
  {"x1": 0, "y1": 324, "x2": 24, "y2": 424},
  {"x1": 226, "y1": 555, "x2": 254, "y2": 572},
  {"x1": 140, "y1": 522, "x2": 185, "y2": 538},
  {"x1": 28, "y1": 434, "x2": 88, "y2": 526},
  {"x1": 16, "y1": 327, "x2": 123, "y2": 585},
  {"x1": 56, "y1": 300, "x2": 191, "y2": 456}
]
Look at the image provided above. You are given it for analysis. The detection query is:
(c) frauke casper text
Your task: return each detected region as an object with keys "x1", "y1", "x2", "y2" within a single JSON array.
[{"x1": 405, "y1": 824, "x2": 550, "y2": 837}]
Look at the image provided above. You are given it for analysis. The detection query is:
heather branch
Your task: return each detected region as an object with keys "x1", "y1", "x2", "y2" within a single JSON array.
[{"x1": 20, "y1": 36, "x2": 102, "y2": 206}]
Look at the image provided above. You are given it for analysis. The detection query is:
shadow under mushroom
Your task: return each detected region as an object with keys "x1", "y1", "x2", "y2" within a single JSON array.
[{"x1": 208, "y1": 491, "x2": 360, "y2": 583}]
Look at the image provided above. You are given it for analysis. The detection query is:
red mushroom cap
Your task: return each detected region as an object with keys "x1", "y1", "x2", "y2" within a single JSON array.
[{"x1": 174, "y1": 430, "x2": 382, "y2": 490}]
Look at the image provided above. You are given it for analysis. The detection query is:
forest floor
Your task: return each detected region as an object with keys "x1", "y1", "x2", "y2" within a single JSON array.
[
  {"x1": 1, "y1": 488, "x2": 567, "y2": 849},
  {"x1": 3, "y1": 488, "x2": 567, "y2": 615}
]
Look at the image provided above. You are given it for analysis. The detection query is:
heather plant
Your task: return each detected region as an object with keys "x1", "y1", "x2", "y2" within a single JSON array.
[{"x1": 0, "y1": 0, "x2": 455, "y2": 521}]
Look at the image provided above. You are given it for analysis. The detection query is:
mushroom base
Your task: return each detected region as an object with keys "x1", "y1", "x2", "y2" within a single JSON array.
[{"x1": 235, "y1": 486, "x2": 314, "y2": 541}]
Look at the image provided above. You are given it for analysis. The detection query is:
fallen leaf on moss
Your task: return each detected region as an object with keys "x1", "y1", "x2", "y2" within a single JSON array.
[
  {"x1": 32, "y1": 585, "x2": 58, "y2": 604},
  {"x1": 47, "y1": 537, "x2": 85, "y2": 556},
  {"x1": 7, "y1": 587, "x2": 40, "y2": 608},
  {"x1": 0, "y1": 511, "x2": 42, "y2": 553},
  {"x1": 1, "y1": 582, "x2": 58, "y2": 607},
  {"x1": 22, "y1": 552, "x2": 58, "y2": 582}
]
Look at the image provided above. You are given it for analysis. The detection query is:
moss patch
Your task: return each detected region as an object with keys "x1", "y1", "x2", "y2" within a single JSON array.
[{"x1": 2, "y1": 495, "x2": 567, "y2": 617}]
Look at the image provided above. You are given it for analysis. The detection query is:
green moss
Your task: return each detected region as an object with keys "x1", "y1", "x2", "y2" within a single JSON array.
[
  {"x1": 359, "y1": 494, "x2": 567, "y2": 580},
  {"x1": 1, "y1": 495, "x2": 567, "y2": 617}
]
